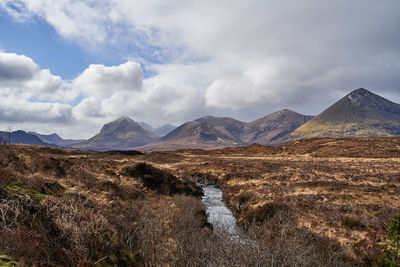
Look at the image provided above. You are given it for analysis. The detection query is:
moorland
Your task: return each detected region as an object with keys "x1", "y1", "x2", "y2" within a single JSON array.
[{"x1": 0, "y1": 137, "x2": 399, "y2": 266}]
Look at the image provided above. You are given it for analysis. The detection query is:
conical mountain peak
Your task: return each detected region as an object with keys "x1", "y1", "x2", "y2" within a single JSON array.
[
  {"x1": 276, "y1": 88, "x2": 400, "y2": 144},
  {"x1": 346, "y1": 88, "x2": 387, "y2": 106},
  {"x1": 115, "y1": 116, "x2": 135, "y2": 123},
  {"x1": 349, "y1": 88, "x2": 371, "y2": 95},
  {"x1": 73, "y1": 116, "x2": 158, "y2": 150}
]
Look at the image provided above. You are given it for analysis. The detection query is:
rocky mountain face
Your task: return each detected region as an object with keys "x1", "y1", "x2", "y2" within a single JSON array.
[
  {"x1": 72, "y1": 116, "x2": 158, "y2": 151},
  {"x1": 277, "y1": 88, "x2": 400, "y2": 144}
]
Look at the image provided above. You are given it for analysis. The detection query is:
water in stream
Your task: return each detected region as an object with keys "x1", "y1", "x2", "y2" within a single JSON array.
[{"x1": 201, "y1": 185, "x2": 240, "y2": 235}]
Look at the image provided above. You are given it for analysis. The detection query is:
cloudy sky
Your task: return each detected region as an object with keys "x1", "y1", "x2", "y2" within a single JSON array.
[{"x1": 0, "y1": 0, "x2": 400, "y2": 138}]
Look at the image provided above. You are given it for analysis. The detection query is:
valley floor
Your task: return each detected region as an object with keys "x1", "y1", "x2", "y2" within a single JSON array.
[
  {"x1": 1, "y1": 137, "x2": 399, "y2": 265},
  {"x1": 142, "y1": 137, "x2": 400, "y2": 264}
]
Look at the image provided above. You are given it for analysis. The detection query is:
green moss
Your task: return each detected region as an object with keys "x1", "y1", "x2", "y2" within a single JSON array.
[
  {"x1": 0, "y1": 254, "x2": 18, "y2": 267},
  {"x1": 6, "y1": 182, "x2": 46, "y2": 201}
]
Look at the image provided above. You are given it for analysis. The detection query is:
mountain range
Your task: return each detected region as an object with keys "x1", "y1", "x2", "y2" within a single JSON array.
[
  {"x1": 140, "y1": 109, "x2": 314, "y2": 151},
  {"x1": 277, "y1": 88, "x2": 400, "y2": 144},
  {"x1": 4, "y1": 88, "x2": 400, "y2": 151},
  {"x1": 0, "y1": 130, "x2": 82, "y2": 147},
  {"x1": 0, "y1": 130, "x2": 51, "y2": 146}
]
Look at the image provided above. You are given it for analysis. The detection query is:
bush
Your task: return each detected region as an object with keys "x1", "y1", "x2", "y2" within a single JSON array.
[
  {"x1": 242, "y1": 202, "x2": 289, "y2": 225},
  {"x1": 30, "y1": 157, "x2": 68, "y2": 178},
  {"x1": 342, "y1": 215, "x2": 366, "y2": 230},
  {"x1": 378, "y1": 213, "x2": 400, "y2": 266},
  {"x1": 123, "y1": 163, "x2": 202, "y2": 196}
]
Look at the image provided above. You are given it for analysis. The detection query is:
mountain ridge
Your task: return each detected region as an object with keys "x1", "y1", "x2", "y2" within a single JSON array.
[
  {"x1": 29, "y1": 132, "x2": 83, "y2": 146},
  {"x1": 0, "y1": 130, "x2": 56, "y2": 147},
  {"x1": 140, "y1": 109, "x2": 313, "y2": 151},
  {"x1": 276, "y1": 88, "x2": 400, "y2": 144},
  {"x1": 72, "y1": 116, "x2": 158, "y2": 151},
  {"x1": 7, "y1": 88, "x2": 399, "y2": 151}
]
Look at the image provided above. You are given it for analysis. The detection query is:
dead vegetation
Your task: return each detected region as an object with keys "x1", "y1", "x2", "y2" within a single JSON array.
[
  {"x1": 0, "y1": 137, "x2": 399, "y2": 265},
  {"x1": 141, "y1": 137, "x2": 400, "y2": 265}
]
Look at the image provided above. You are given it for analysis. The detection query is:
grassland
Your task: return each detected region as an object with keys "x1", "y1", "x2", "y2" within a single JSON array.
[
  {"x1": 142, "y1": 137, "x2": 400, "y2": 264},
  {"x1": 0, "y1": 137, "x2": 399, "y2": 265}
]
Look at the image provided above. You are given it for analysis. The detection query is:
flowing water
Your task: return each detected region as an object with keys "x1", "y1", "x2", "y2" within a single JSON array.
[{"x1": 201, "y1": 185, "x2": 239, "y2": 235}]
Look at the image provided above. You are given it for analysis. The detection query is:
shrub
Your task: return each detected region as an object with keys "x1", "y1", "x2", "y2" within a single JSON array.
[
  {"x1": 342, "y1": 215, "x2": 366, "y2": 230},
  {"x1": 242, "y1": 202, "x2": 289, "y2": 225},
  {"x1": 123, "y1": 163, "x2": 202, "y2": 196},
  {"x1": 378, "y1": 213, "x2": 400, "y2": 266},
  {"x1": 27, "y1": 175, "x2": 65, "y2": 196},
  {"x1": 30, "y1": 157, "x2": 68, "y2": 178}
]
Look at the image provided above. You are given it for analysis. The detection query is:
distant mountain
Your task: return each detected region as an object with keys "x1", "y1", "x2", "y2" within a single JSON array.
[
  {"x1": 243, "y1": 109, "x2": 314, "y2": 144},
  {"x1": 140, "y1": 111, "x2": 313, "y2": 151},
  {"x1": 138, "y1": 122, "x2": 154, "y2": 132},
  {"x1": 195, "y1": 116, "x2": 245, "y2": 140},
  {"x1": 277, "y1": 88, "x2": 400, "y2": 144},
  {"x1": 9, "y1": 89, "x2": 400, "y2": 151},
  {"x1": 154, "y1": 124, "x2": 177, "y2": 136},
  {"x1": 29, "y1": 132, "x2": 83, "y2": 146},
  {"x1": 72, "y1": 116, "x2": 158, "y2": 151},
  {"x1": 0, "y1": 130, "x2": 54, "y2": 146},
  {"x1": 141, "y1": 120, "x2": 246, "y2": 151}
]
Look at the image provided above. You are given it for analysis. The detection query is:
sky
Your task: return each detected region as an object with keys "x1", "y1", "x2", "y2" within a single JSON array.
[{"x1": 0, "y1": 0, "x2": 400, "y2": 139}]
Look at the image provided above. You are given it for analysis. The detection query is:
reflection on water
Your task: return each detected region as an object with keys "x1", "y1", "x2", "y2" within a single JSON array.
[{"x1": 201, "y1": 185, "x2": 239, "y2": 235}]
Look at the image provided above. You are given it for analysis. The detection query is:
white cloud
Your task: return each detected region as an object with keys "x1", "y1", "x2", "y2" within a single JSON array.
[
  {"x1": 1, "y1": 0, "x2": 400, "y2": 137},
  {"x1": 0, "y1": 90, "x2": 73, "y2": 123},
  {"x1": 0, "y1": 51, "x2": 77, "y2": 101},
  {"x1": 205, "y1": 72, "x2": 261, "y2": 109},
  {"x1": 0, "y1": 0, "x2": 120, "y2": 44},
  {"x1": 73, "y1": 61, "x2": 143, "y2": 98}
]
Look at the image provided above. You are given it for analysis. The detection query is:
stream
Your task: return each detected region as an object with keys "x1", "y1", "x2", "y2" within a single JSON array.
[{"x1": 201, "y1": 185, "x2": 240, "y2": 235}]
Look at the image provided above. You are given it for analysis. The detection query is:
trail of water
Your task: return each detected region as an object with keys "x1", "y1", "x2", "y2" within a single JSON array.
[{"x1": 201, "y1": 185, "x2": 239, "y2": 235}]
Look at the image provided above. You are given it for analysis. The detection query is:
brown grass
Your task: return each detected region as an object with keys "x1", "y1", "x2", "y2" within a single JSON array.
[{"x1": 0, "y1": 137, "x2": 399, "y2": 265}]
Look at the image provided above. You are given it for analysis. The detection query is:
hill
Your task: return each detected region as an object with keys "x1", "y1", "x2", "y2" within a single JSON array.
[
  {"x1": 72, "y1": 116, "x2": 158, "y2": 151},
  {"x1": 141, "y1": 120, "x2": 246, "y2": 151},
  {"x1": 243, "y1": 109, "x2": 314, "y2": 144},
  {"x1": 277, "y1": 88, "x2": 400, "y2": 144},
  {"x1": 29, "y1": 132, "x2": 83, "y2": 146},
  {"x1": 142, "y1": 111, "x2": 313, "y2": 151},
  {"x1": 0, "y1": 130, "x2": 54, "y2": 146},
  {"x1": 195, "y1": 116, "x2": 245, "y2": 140}
]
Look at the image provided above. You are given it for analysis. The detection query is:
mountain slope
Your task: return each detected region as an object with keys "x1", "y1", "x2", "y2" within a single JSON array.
[
  {"x1": 141, "y1": 121, "x2": 246, "y2": 151},
  {"x1": 138, "y1": 122, "x2": 154, "y2": 132},
  {"x1": 72, "y1": 116, "x2": 158, "y2": 150},
  {"x1": 154, "y1": 124, "x2": 177, "y2": 136},
  {"x1": 0, "y1": 130, "x2": 54, "y2": 146},
  {"x1": 195, "y1": 116, "x2": 245, "y2": 141},
  {"x1": 140, "y1": 111, "x2": 313, "y2": 151},
  {"x1": 242, "y1": 109, "x2": 314, "y2": 144},
  {"x1": 277, "y1": 88, "x2": 400, "y2": 144},
  {"x1": 29, "y1": 132, "x2": 83, "y2": 146}
]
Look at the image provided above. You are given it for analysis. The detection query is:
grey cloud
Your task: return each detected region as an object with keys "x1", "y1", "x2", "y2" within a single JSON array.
[
  {"x1": 0, "y1": 62, "x2": 34, "y2": 81},
  {"x1": 0, "y1": 98, "x2": 73, "y2": 124},
  {"x1": 0, "y1": 52, "x2": 36, "y2": 81},
  {"x1": 1, "y1": 0, "x2": 400, "y2": 137}
]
